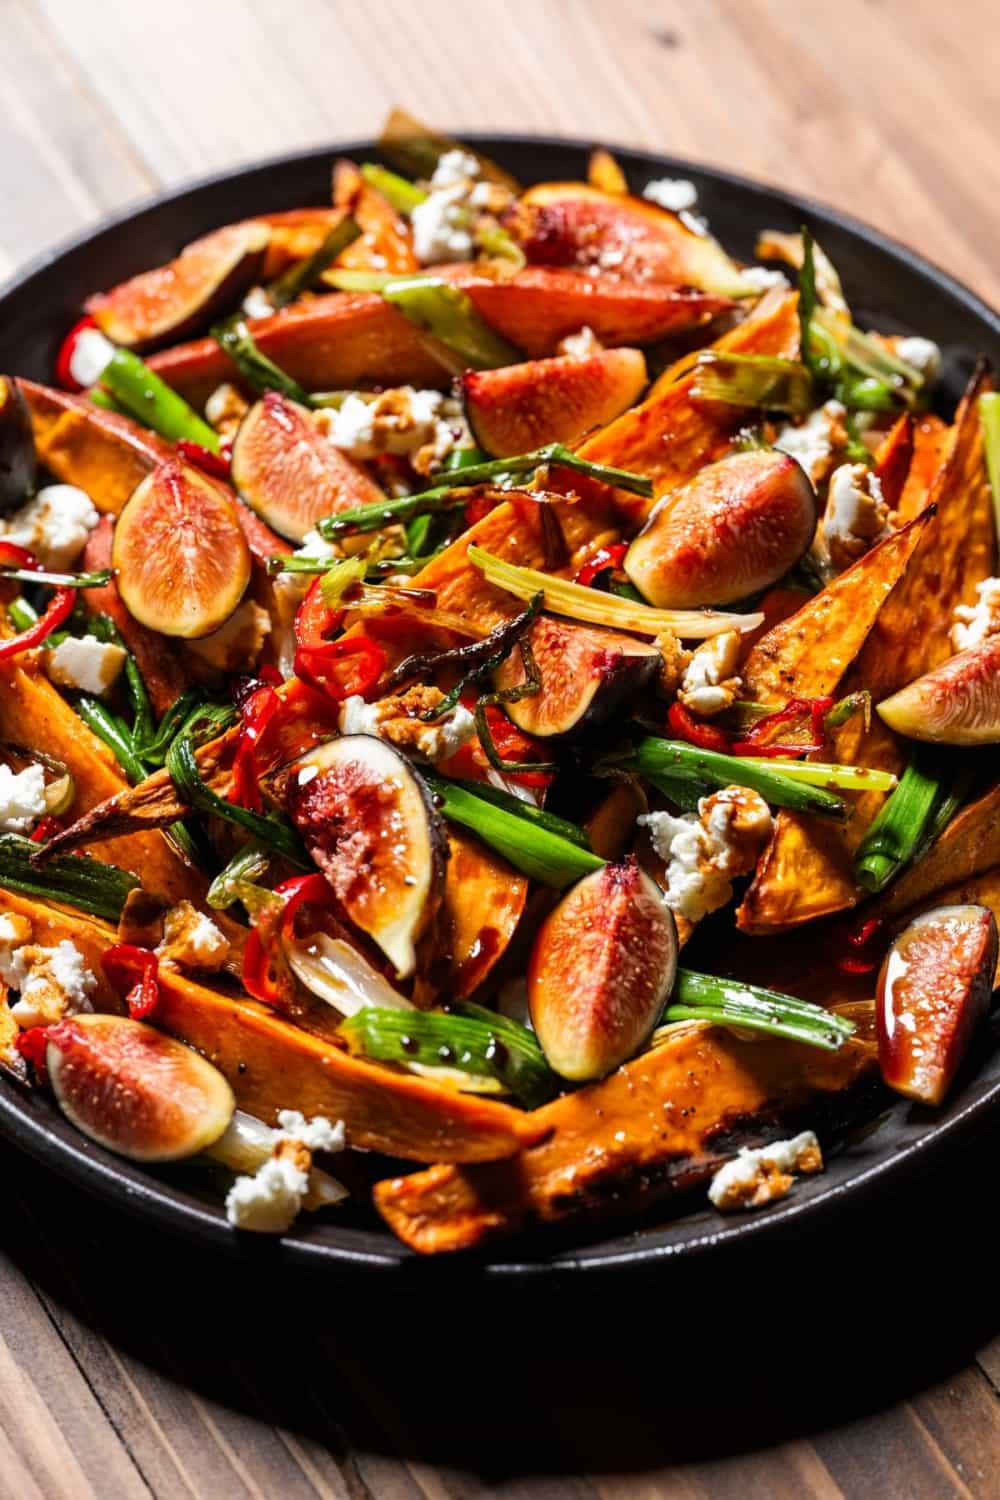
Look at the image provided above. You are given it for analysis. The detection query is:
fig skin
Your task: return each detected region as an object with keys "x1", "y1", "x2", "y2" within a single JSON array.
[
  {"x1": 112, "y1": 460, "x2": 252, "y2": 639},
  {"x1": 877, "y1": 635, "x2": 1000, "y2": 745},
  {"x1": 528, "y1": 860, "x2": 678, "y2": 1081},
  {"x1": 46, "y1": 1013, "x2": 235, "y2": 1162},
  {"x1": 86, "y1": 222, "x2": 271, "y2": 352},
  {"x1": 281, "y1": 735, "x2": 447, "y2": 980},
  {"x1": 494, "y1": 614, "x2": 659, "y2": 738},
  {"x1": 462, "y1": 348, "x2": 647, "y2": 458},
  {"x1": 0, "y1": 374, "x2": 36, "y2": 514},
  {"x1": 877, "y1": 903, "x2": 997, "y2": 1106},
  {"x1": 624, "y1": 449, "x2": 817, "y2": 608},
  {"x1": 230, "y1": 392, "x2": 385, "y2": 543}
]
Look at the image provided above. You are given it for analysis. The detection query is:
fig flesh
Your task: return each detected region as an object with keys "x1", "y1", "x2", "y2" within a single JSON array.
[
  {"x1": 46, "y1": 1013, "x2": 235, "y2": 1161},
  {"x1": 230, "y1": 392, "x2": 385, "y2": 543},
  {"x1": 877, "y1": 903, "x2": 997, "y2": 1105},
  {"x1": 0, "y1": 374, "x2": 36, "y2": 514},
  {"x1": 462, "y1": 348, "x2": 647, "y2": 457},
  {"x1": 507, "y1": 183, "x2": 746, "y2": 296},
  {"x1": 112, "y1": 460, "x2": 251, "y2": 638},
  {"x1": 625, "y1": 449, "x2": 816, "y2": 608},
  {"x1": 281, "y1": 735, "x2": 446, "y2": 979},
  {"x1": 494, "y1": 614, "x2": 659, "y2": 738},
  {"x1": 877, "y1": 635, "x2": 1000, "y2": 745},
  {"x1": 528, "y1": 860, "x2": 678, "y2": 1080},
  {"x1": 86, "y1": 222, "x2": 271, "y2": 351}
]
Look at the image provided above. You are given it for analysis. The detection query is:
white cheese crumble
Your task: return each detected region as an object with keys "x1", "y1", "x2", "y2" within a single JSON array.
[
  {"x1": 158, "y1": 901, "x2": 231, "y2": 972},
  {"x1": 678, "y1": 630, "x2": 742, "y2": 717},
  {"x1": 951, "y1": 576, "x2": 1000, "y2": 653},
  {"x1": 896, "y1": 336, "x2": 941, "y2": 383},
  {"x1": 824, "y1": 462, "x2": 890, "y2": 573},
  {"x1": 412, "y1": 182, "x2": 475, "y2": 264},
  {"x1": 225, "y1": 1111, "x2": 345, "y2": 1233},
  {"x1": 67, "y1": 326, "x2": 114, "y2": 389},
  {"x1": 740, "y1": 266, "x2": 790, "y2": 294},
  {"x1": 639, "y1": 786, "x2": 773, "y2": 922},
  {"x1": 0, "y1": 763, "x2": 49, "y2": 834},
  {"x1": 643, "y1": 177, "x2": 698, "y2": 213},
  {"x1": 187, "y1": 601, "x2": 271, "y2": 673},
  {"x1": 430, "y1": 150, "x2": 480, "y2": 189},
  {"x1": 317, "y1": 387, "x2": 468, "y2": 474},
  {"x1": 2, "y1": 485, "x2": 99, "y2": 570},
  {"x1": 338, "y1": 690, "x2": 476, "y2": 764},
  {"x1": 45, "y1": 635, "x2": 127, "y2": 696},
  {"x1": 708, "y1": 1130, "x2": 823, "y2": 1212},
  {"x1": 773, "y1": 400, "x2": 847, "y2": 487},
  {"x1": 556, "y1": 326, "x2": 602, "y2": 360},
  {"x1": 242, "y1": 284, "x2": 275, "y2": 320},
  {"x1": 1, "y1": 937, "x2": 97, "y2": 1029}
]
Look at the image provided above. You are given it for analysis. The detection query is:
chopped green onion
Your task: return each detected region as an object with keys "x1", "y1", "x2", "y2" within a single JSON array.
[
  {"x1": 432, "y1": 443, "x2": 655, "y2": 498},
  {"x1": 131, "y1": 686, "x2": 207, "y2": 766},
  {"x1": 853, "y1": 748, "x2": 946, "y2": 892},
  {"x1": 166, "y1": 734, "x2": 308, "y2": 866},
  {"x1": 731, "y1": 757, "x2": 897, "y2": 792},
  {"x1": 468, "y1": 545, "x2": 763, "y2": 640},
  {"x1": 319, "y1": 553, "x2": 369, "y2": 606},
  {"x1": 86, "y1": 385, "x2": 131, "y2": 416},
  {"x1": 474, "y1": 222, "x2": 526, "y2": 268},
  {"x1": 318, "y1": 485, "x2": 463, "y2": 539},
  {"x1": 340, "y1": 1005, "x2": 557, "y2": 1107},
  {"x1": 206, "y1": 841, "x2": 271, "y2": 911},
  {"x1": 0, "y1": 567, "x2": 112, "y2": 590},
  {"x1": 324, "y1": 269, "x2": 393, "y2": 294},
  {"x1": 75, "y1": 696, "x2": 148, "y2": 785},
  {"x1": 980, "y1": 391, "x2": 1000, "y2": 542},
  {"x1": 423, "y1": 773, "x2": 604, "y2": 887},
  {"x1": 690, "y1": 352, "x2": 813, "y2": 414},
  {"x1": 3, "y1": 834, "x2": 138, "y2": 921},
  {"x1": 442, "y1": 778, "x2": 592, "y2": 848},
  {"x1": 382, "y1": 277, "x2": 520, "y2": 372},
  {"x1": 87, "y1": 614, "x2": 155, "y2": 752},
  {"x1": 662, "y1": 969, "x2": 855, "y2": 1051},
  {"x1": 629, "y1": 737, "x2": 848, "y2": 820},
  {"x1": 7, "y1": 598, "x2": 39, "y2": 632},
  {"x1": 211, "y1": 318, "x2": 311, "y2": 405},
  {"x1": 360, "y1": 163, "x2": 427, "y2": 214},
  {"x1": 100, "y1": 347, "x2": 220, "y2": 451},
  {"x1": 267, "y1": 215, "x2": 361, "y2": 310}
]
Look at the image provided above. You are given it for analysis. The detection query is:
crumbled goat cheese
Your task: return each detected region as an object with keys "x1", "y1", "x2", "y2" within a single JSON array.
[
  {"x1": 187, "y1": 601, "x2": 271, "y2": 673},
  {"x1": 824, "y1": 463, "x2": 890, "y2": 573},
  {"x1": 0, "y1": 763, "x2": 49, "y2": 834},
  {"x1": 225, "y1": 1111, "x2": 345, "y2": 1233},
  {"x1": 774, "y1": 400, "x2": 847, "y2": 487},
  {"x1": 678, "y1": 631, "x2": 742, "y2": 717},
  {"x1": 0, "y1": 913, "x2": 33, "y2": 977},
  {"x1": 67, "y1": 326, "x2": 114, "y2": 389},
  {"x1": 317, "y1": 387, "x2": 467, "y2": 474},
  {"x1": 158, "y1": 901, "x2": 231, "y2": 972},
  {"x1": 339, "y1": 687, "x2": 476, "y2": 764},
  {"x1": 2, "y1": 485, "x2": 99, "y2": 570},
  {"x1": 740, "y1": 266, "x2": 790, "y2": 294},
  {"x1": 896, "y1": 336, "x2": 941, "y2": 383},
  {"x1": 430, "y1": 150, "x2": 480, "y2": 189},
  {"x1": 708, "y1": 1130, "x2": 823, "y2": 1212},
  {"x1": 557, "y1": 326, "x2": 603, "y2": 359},
  {"x1": 3, "y1": 938, "x2": 97, "y2": 1029},
  {"x1": 412, "y1": 183, "x2": 475, "y2": 264},
  {"x1": 205, "y1": 382, "x2": 250, "y2": 440},
  {"x1": 640, "y1": 786, "x2": 772, "y2": 922},
  {"x1": 643, "y1": 177, "x2": 698, "y2": 213},
  {"x1": 242, "y1": 284, "x2": 275, "y2": 320},
  {"x1": 45, "y1": 635, "x2": 127, "y2": 697},
  {"x1": 951, "y1": 576, "x2": 1000, "y2": 653}
]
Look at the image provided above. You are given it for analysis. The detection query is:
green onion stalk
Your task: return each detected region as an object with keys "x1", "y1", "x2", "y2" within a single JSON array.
[
  {"x1": 626, "y1": 737, "x2": 850, "y2": 820},
  {"x1": 5, "y1": 834, "x2": 138, "y2": 922},
  {"x1": 663, "y1": 970, "x2": 856, "y2": 1052},
  {"x1": 854, "y1": 748, "x2": 968, "y2": 892}
]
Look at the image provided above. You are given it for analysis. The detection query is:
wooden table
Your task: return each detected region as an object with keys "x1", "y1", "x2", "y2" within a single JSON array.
[{"x1": 2, "y1": 1, "x2": 999, "y2": 1493}]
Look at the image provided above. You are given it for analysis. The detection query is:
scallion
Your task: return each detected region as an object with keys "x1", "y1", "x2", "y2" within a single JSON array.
[
  {"x1": 690, "y1": 352, "x2": 813, "y2": 414},
  {"x1": 382, "y1": 277, "x2": 520, "y2": 371},
  {"x1": 211, "y1": 318, "x2": 311, "y2": 405},
  {"x1": 662, "y1": 969, "x2": 855, "y2": 1052},
  {"x1": 267, "y1": 215, "x2": 361, "y2": 310},
  {"x1": 980, "y1": 391, "x2": 1000, "y2": 540},
  {"x1": 628, "y1": 737, "x2": 849, "y2": 820},
  {"x1": 100, "y1": 347, "x2": 221, "y2": 451},
  {"x1": 0, "y1": 567, "x2": 112, "y2": 590},
  {"x1": 2, "y1": 833, "x2": 138, "y2": 922},
  {"x1": 206, "y1": 841, "x2": 271, "y2": 911},
  {"x1": 166, "y1": 734, "x2": 308, "y2": 866},
  {"x1": 360, "y1": 163, "x2": 427, "y2": 214},
  {"x1": 853, "y1": 748, "x2": 947, "y2": 892}
]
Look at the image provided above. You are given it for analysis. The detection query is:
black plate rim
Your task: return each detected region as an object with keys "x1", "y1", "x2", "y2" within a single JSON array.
[{"x1": 1, "y1": 132, "x2": 998, "y2": 1286}]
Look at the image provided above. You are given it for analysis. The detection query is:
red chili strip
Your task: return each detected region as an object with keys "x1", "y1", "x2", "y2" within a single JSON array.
[
  {"x1": 834, "y1": 954, "x2": 879, "y2": 975},
  {"x1": 230, "y1": 682, "x2": 283, "y2": 811},
  {"x1": 0, "y1": 587, "x2": 75, "y2": 661},
  {"x1": 29, "y1": 816, "x2": 62, "y2": 844},
  {"x1": 54, "y1": 315, "x2": 98, "y2": 392},
  {"x1": 102, "y1": 943, "x2": 160, "y2": 1021},
  {"x1": 242, "y1": 874, "x2": 335, "y2": 1006},
  {"x1": 731, "y1": 695, "x2": 833, "y2": 758},
  {"x1": 574, "y1": 542, "x2": 628, "y2": 588},
  {"x1": 15, "y1": 1026, "x2": 51, "y2": 1079},
  {"x1": 177, "y1": 439, "x2": 231, "y2": 480},
  {"x1": 667, "y1": 701, "x2": 732, "y2": 753}
]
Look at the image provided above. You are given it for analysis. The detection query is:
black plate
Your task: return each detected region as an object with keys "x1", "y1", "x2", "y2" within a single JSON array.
[{"x1": 2, "y1": 136, "x2": 999, "y2": 1288}]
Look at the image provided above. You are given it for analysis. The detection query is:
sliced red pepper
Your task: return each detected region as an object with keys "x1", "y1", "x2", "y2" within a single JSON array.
[
  {"x1": 230, "y1": 682, "x2": 283, "y2": 812},
  {"x1": 29, "y1": 816, "x2": 62, "y2": 844},
  {"x1": 54, "y1": 314, "x2": 99, "y2": 392},
  {"x1": 0, "y1": 586, "x2": 75, "y2": 661},
  {"x1": 0, "y1": 541, "x2": 42, "y2": 572},
  {"x1": 464, "y1": 491, "x2": 505, "y2": 529},
  {"x1": 834, "y1": 954, "x2": 879, "y2": 975},
  {"x1": 177, "y1": 439, "x2": 231, "y2": 480},
  {"x1": 667, "y1": 701, "x2": 732, "y2": 753},
  {"x1": 241, "y1": 873, "x2": 336, "y2": 1006},
  {"x1": 15, "y1": 1025, "x2": 51, "y2": 1080},
  {"x1": 102, "y1": 943, "x2": 160, "y2": 1021},
  {"x1": 441, "y1": 699, "x2": 555, "y2": 790},
  {"x1": 849, "y1": 915, "x2": 886, "y2": 949},
  {"x1": 574, "y1": 542, "x2": 628, "y2": 588},
  {"x1": 294, "y1": 576, "x2": 345, "y2": 656},
  {"x1": 295, "y1": 635, "x2": 386, "y2": 703},
  {"x1": 731, "y1": 695, "x2": 833, "y2": 758}
]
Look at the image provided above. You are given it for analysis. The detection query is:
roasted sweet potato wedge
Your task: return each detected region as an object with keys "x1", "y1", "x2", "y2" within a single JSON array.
[
  {"x1": 436, "y1": 826, "x2": 529, "y2": 996},
  {"x1": 374, "y1": 1022, "x2": 878, "y2": 1252},
  {"x1": 328, "y1": 158, "x2": 417, "y2": 275},
  {"x1": 875, "y1": 785, "x2": 1000, "y2": 919}
]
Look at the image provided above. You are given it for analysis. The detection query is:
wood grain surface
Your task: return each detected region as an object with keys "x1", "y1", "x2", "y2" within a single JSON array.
[{"x1": 1, "y1": 1, "x2": 999, "y2": 1494}]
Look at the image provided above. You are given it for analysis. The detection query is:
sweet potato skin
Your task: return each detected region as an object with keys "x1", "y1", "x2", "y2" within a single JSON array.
[{"x1": 375, "y1": 1022, "x2": 878, "y2": 1252}]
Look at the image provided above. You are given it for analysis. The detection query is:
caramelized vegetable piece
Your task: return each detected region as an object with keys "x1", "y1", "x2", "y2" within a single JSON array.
[
  {"x1": 508, "y1": 182, "x2": 745, "y2": 295},
  {"x1": 878, "y1": 635, "x2": 1000, "y2": 744},
  {"x1": 624, "y1": 450, "x2": 816, "y2": 608},
  {"x1": 230, "y1": 392, "x2": 385, "y2": 542},
  {"x1": 529, "y1": 861, "x2": 677, "y2": 1080},
  {"x1": 876, "y1": 785, "x2": 1000, "y2": 919},
  {"x1": 281, "y1": 736, "x2": 446, "y2": 979},
  {"x1": 0, "y1": 375, "x2": 36, "y2": 512},
  {"x1": 113, "y1": 460, "x2": 251, "y2": 638},
  {"x1": 877, "y1": 904, "x2": 997, "y2": 1105},
  {"x1": 588, "y1": 149, "x2": 628, "y2": 194},
  {"x1": 47, "y1": 1013, "x2": 235, "y2": 1161},
  {"x1": 494, "y1": 613, "x2": 659, "y2": 738},
  {"x1": 17, "y1": 379, "x2": 171, "y2": 514},
  {"x1": 462, "y1": 348, "x2": 647, "y2": 457},
  {"x1": 330, "y1": 157, "x2": 418, "y2": 275},
  {"x1": 257, "y1": 208, "x2": 348, "y2": 279},
  {"x1": 87, "y1": 223, "x2": 271, "y2": 351},
  {"x1": 436, "y1": 825, "x2": 529, "y2": 996},
  {"x1": 374, "y1": 1023, "x2": 878, "y2": 1252}
]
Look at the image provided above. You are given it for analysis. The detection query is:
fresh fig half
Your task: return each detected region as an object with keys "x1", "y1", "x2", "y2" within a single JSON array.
[
  {"x1": 462, "y1": 348, "x2": 647, "y2": 457},
  {"x1": 112, "y1": 460, "x2": 251, "y2": 638},
  {"x1": 507, "y1": 183, "x2": 747, "y2": 296},
  {"x1": 528, "y1": 860, "x2": 678, "y2": 1081},
  {"x1": 46, "y1": 1013, "x2": 235, "y2": 1161},
  {"x1": 624, "y1": 449, "x2": 817, "y2": 607},
  {"x1": 86, "y1": 222, "x2": 271, "y2": 351},
  {"x1": 877, "y1": 635, "x2": 1000, "y2": 745},
  {"x1": 494, "y1": 614, "x2": 659, "y2": 737},
  {"x1": 230, "y1": 392, "x2": 385, "y2": 543},
  {"x1": 0, "y1": 374, "x2": 36, "y2": 514},
  {"x1": 280, "y1": 735, "x2": 446, "y2": 979},
  {"x1": 877, "y1": 903, "x2": 997, "y2": 1105}
]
